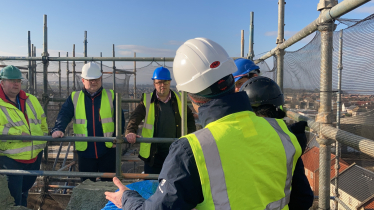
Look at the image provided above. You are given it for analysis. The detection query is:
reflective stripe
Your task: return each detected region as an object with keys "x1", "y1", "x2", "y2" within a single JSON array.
[
  {"x1": 264, "y1": 118, "x2": 296, "y2": 210},
  {"x1": 72, "y1": 91, "x2": 80, "y2": 113},
  {"x1": 2, "y1": 126, "x2": 10, "y2": 137},
  {"x1": 0, "y1": 143, "x2": 46, "y2": 155},
  {"x1": 75, "y1": 134, "x2": 86, "y2": 137},
  {"x1": 143, "y1": 123, "x2": 153, "y2": 130},
  {"x1": 41, "y1": 113, "x2": 46, "y2": 118},
  {"x1": 75, "y1": 119, "x2": 86, "y2": 124},
  {"x1": 105, "y1": 89, "x2": 114, "y2": 113},
  {"x1": 29, "y1": 118, "x2": 42, "y2": 125},
  {"x1": 143, "y1": 93, "x2": 153, "y2": 130},
  {"x1": 43, "y1": 133, "x2": 48, "y2": 136},
  {"x1": 0, "y1": 107, "x2": 25, "y2": 128},
  {"x1": 104, "y1": 132, "x2": 114, "y2": 137},
  {"x1": 195, "y1": 128, "x2": 231, "y2": 210},
  {"x1": 101, "y1": 117, "x2": 113, "y2": 123},
  {"x1": 26, "y1": 98, "x2": 41, "y2": 125}
]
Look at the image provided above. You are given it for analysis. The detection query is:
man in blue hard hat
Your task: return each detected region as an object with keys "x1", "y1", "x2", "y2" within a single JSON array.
[
  {"x1": 233, "y1": 58, "x2": 260, "y2": 92},
  {"x1": 125, "y1": 66, "x2": 196, "y2": 174}
]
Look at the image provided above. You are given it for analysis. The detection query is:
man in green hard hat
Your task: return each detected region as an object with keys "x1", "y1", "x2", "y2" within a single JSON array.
[{"x1": 0, "y1": 65, "x2": 48, "y2": 207}]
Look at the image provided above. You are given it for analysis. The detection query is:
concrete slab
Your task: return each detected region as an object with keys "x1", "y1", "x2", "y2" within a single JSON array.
[{"x1": 0, "y1": 175, "x2": 31, "y2": 210}]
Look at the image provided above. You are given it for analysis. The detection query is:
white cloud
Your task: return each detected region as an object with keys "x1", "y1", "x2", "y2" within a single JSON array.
[
  {"x1": 164, "y1": 40, "x2": 184, "y2": 45},
  {"x1": 354, "y1": 5, "x2": 374, "y2": 13},
  {"x1": 116, "y1": 45, "x2": 176, "y2": 57},
  {"x1": 264, "y1": 30, "x2": 298, "y2": 37}
]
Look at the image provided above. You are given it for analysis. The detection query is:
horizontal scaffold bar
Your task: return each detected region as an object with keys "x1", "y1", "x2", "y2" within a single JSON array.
[
  {"x1": 0, "y1": 135, "x2": 177, "y2": 143},
  {"x1": 0, "y1": 170, "x2": 159, "y2": 179},
  {"x1": 0, "y1": 56, "x2": 245, "y2": 62},
  {"x1": 255, "y1": 0, "x2": 370, "y2": 63},
  {"x1": 285, "y1": 109, "x2": 374, "y2": 159}
]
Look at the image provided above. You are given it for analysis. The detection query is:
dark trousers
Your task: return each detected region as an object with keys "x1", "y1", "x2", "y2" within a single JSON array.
[
  {"x1": 0, "y1": 152, "x2": 43, "y2": 207},
  {"x1": 144, "y1": 161, "x2": 162, "y2": 174},
  {"x1": 78, "y1": 148, "x2": 116, "y2": 182}
]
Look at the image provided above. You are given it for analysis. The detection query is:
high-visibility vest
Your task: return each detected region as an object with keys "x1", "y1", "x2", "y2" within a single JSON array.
[
  {"x1": 0, "y1": 94, "x2": 48, "y2": 160},
  {"x1": 71, "y1": 89, "x2": 114, "y2": 151},
  {"x1": 185, "y1": 111, "x2": 302, "y2": 210},
  {"x1": 139, "y1": 90, "x2": 182, "y2": 159}
]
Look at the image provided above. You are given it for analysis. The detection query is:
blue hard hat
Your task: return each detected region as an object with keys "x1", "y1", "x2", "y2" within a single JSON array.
[
  {"x1": 233, "y1": 58, "x2": 260, "y2": 82},
  {"x1": 152, "y1": 67, "x2": 172, "y2": 80}
]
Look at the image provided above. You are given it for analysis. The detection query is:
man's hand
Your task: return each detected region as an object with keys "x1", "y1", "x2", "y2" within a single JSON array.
[
  {"x1": 52, "y1": 131, "x2": 64, "y2": 138},
  {"x1": 104, "y1": 177, "x2": 129, "y2": 208},
  {"x1": 125, "y1": 133, "x2": 141, "y2": 144}
]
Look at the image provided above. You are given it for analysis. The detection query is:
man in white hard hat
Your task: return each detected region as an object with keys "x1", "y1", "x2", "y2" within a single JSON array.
[
  {"x1": 105, "y1": 38, "x2": 306, "y2": 209},
  {"x1": 51, "y1": 62, "x2": 124, "y2": 182}
]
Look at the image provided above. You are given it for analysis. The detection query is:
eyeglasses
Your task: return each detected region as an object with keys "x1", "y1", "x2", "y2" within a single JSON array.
[
  {"x1": 4, "y1": 79, "x2": 22, "y2": 84},
  {"x1": 154, "y1": 80, "x2": 170, "y2": 85},
  {"x1": 85, "y1": 78, "x2": 101, "y2": 83}
]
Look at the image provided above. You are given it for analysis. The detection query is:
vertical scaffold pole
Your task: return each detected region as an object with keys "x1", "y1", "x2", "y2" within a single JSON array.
[
  {"x1": 115, "y1": 93, "x2": 122, "y2": 178},
  {"x1": 334, "y1": 29, "x2": 343, "y2": 210},
  {"x1": 73, "y1": 44, "x2": 76, "y2": 91},
  {"x1": 241, "y1": 30, "x2": 244, "y2": 57},
  {"x1": 33, "y1": 45, "x2": 37, "y2": 96},
  {"x1": 248, "y1": 12, "x2": 254, "y2": 60},
  {"x1": 84, "y1": 31, "x2": 87, "y2": 64},
  {"x1": 28, "y1": 31, "x2": 33, "y2": 94},
  {"x1": 113, "y1": 44, "x2": 116, "y2": 92},
  {"x1": 67, "y1": 52, "x2": 70, "y2": 96},
  {"x1": 133, "y1": 52, "x2": 137, "y2": 112},
  {"x1": 316, "y1": 1, "x2": 337, "y2": 209},
  {"x1": 58, "y1": 52, "x2": 61, "y2": 97},
  {"x1": 276, "y1": 0, "x2": 285, "y2": 92}
]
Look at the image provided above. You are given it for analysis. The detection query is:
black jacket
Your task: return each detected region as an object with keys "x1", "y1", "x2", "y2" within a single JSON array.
[
  {"x1": 125, "y1": 89, "x2": 196, "y2": 165},
  {"x1": 51, "y1": 87, "x2": 125, "y2": 158},
  {"x1": 121, "y1": 92, "x2": 313, "y2": 209}
]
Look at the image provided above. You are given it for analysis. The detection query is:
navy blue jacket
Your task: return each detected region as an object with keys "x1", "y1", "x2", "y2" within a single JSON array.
[
  {"x1": 121, "y1": 92, "x2": 313, "y2": 209},
  {"x1": 51, "y1": 87, "x2": 125, "y2": 158}
]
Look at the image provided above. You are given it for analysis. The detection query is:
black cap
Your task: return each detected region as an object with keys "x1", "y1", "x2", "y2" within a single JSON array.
[
  {"x1": 195, "y1": 74, "x2": 235, "y2": 99},
  {"x1": 239, "y1": 76, "x2": 284, "y2": 107}
]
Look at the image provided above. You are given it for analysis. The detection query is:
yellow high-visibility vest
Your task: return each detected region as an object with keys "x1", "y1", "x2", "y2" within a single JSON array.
[
  {"x1": 139, "y1": 90, "x2": 182, "y2": 159},
  {"x1": 185, "y1": 111, "x2": 301, "y2": 210},
  {"x1": 71, "y1": 89, "x2": 114, "y2": 151},
  {"x1": 0, "y1": 94, "x2": 48, "y2": 160}
]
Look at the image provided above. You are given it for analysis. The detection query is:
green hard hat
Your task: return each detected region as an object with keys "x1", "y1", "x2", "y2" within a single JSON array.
[{"x1": 1, "y1": 65, "x2": 24, "y2": 80}]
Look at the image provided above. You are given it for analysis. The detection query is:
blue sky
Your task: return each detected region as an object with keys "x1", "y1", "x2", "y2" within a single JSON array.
[{"x1": 1, "y1": 0, "x2": 374, "y2": 84}]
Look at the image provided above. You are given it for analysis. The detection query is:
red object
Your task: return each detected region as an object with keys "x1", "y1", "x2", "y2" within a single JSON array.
[
  {"x1": 91, "y1": 92, "x2": 102, "y2": 159},
  {"x1": 210, "y1": 61, "x2": 220, "y2": 68}
]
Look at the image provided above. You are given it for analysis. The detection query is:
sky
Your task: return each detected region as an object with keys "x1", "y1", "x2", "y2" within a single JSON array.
[{"x1": 1, "y1": 0, "x2": 374, "y2": 84}]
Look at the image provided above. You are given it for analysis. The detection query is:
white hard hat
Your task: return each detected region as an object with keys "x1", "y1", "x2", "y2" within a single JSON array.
[
  {"x1": 81, "y1": 62, "x2": 102, "y2": 79},
  {"x1": 173, "y1": 38, "x2": 237, "y2": 93}
]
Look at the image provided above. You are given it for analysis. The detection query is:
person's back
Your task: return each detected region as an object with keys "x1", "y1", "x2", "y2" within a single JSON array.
[
  {"x1": 185, "y1": 105, "x2": 301, "y2": 209},
  {"x1": 105, "y1": 38, "x2": 303, "y2": 210},
  {"x1": 240, "y1": 76, "x2": 314, "y2": 209}
]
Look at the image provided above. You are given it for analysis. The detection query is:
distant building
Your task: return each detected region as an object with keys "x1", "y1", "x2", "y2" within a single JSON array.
[
  {"x1": 346, "y1": 105, "x2": 358, "y2": 114},
  {"x1": 302, "y1": 146, "x2": 350, "y2": 196},
  {"x1": 330, "y1": 164, "x2": 374, "y2": 210},
  {"x1": 352, "y1": 106, "x2": 367, "y2": 117}
]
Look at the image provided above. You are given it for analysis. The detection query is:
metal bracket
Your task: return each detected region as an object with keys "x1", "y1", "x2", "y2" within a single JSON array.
[
  {"x1": 113, "y1": 139, "x2": 124, "y2": 144},
  {"x1": 317, "y1": 0, "x2": 338, "y2": 11}
]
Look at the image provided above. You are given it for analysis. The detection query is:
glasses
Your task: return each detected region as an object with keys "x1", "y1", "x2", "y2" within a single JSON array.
[
  {"x1": 154, "y1": 80, "x2": 170, "y2": 85},
  {"x1": 85, "y1": 78, "x2": 101, "y2": 83},
  {"x1": 4, "y1": 79, "x2": 22, "y2": 84}
]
